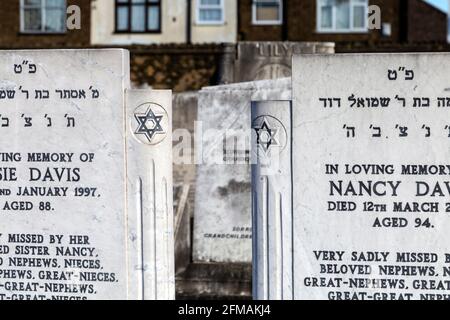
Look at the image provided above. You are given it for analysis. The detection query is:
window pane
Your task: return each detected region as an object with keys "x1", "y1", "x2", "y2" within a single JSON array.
[
  {"x1": 320, "y1": 5, "x2": 332, "y2": 28},
  {"x1": 353, "y1": 5, "x2": 365, "y2": 28},
  {"x1": 336, "y1": 0, "x2": 350, "y2": 29},
  {"x1": 200, "y1": 9, "x2": 222, "y2": 21},
  {"x1": 24, "y1": 0, "x2": 42, "y2": 6},
  {"x1": 23, "y1": 8, "x2": 42, "y2": 31},
  {"x1": 45, "y1": 8, "x2": 65, "y2": 31},
  {"x1": 131, "y1": 5, "x2": 145, "y2": 31},
  {"x1": 201, "y1": 0, "x2": 221, "y2": 5},
  {"x1": 256, "y1": 2, "x2": 280, "y2": 21},
  {"x1": 117, "y1": 7, "x2": 129, "y2": 30},
  {"x1": 320, "y1": 0, "x2": 333, "y2": 6},
  {"x1": 148, "y1": 6, "x2": 160, "y2": 30}
]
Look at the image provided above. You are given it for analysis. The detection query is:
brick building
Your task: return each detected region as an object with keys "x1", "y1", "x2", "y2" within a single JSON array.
[
  {"x1": 0, "y1": 0, "x2": 231, "y2": 91},
  {"x1": 0, "y1": 0, "x2": 448, "y2": 89},
  {"x1": 238, "y1": 0, "x2": 448, "y2": 51}
]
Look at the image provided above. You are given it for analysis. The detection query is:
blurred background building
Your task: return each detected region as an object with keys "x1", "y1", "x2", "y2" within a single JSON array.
[
  {"x1": 0, "y1": 0, "x2": 448, "y2": 299},
  {"x1": 0, "y1": 0, "x2": 448, "y2": 90}
]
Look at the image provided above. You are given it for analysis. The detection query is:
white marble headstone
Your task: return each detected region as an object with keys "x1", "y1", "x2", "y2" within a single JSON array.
[
  {"x1": 194, "y1": 79, "x2": 291, "y2": 263},
  {"x1": 0, "y1": 50, "x2": 174, "y2": 300},
  {"x1": 290, "y1": 53, "x2": 450, "y2": 300}
]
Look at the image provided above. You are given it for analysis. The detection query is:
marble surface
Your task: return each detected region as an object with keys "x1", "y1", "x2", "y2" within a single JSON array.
[
  {"x1": 291, "y1": 53, "x2": 450, "y2": 300},
  {"x1": 251, "y1": 100, "x2": 293, "y2": 300},
  {"x1": 193, "y1": 79, "x2": 291, "y2": 263}
]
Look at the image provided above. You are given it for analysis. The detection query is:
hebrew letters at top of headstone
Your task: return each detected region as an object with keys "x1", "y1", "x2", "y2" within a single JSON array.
[
  {"x1": 0, "y1": 50, "x2": 131, "y2": 300},
  {"x1": 293, "y1": 53, "x2": 450, "y2": 300}
]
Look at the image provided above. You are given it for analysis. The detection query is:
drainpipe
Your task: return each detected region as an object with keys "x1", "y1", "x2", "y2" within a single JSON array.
[
  {"x1": 282, "y1": 0, "x2": 288, "y2": 41},
  {"x1": 187, "y1": 0, "x2": 192, "y2": 44},
  {"x1": 399, "y1": 0, "x2": 408, "y2": 43}
]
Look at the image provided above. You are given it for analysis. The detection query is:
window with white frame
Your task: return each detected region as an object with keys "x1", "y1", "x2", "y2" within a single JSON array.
[
  {"x1": 197, "y1": 0, "x2": 224, "y2": 24},
  {"x1": 20, "y1": 0, "x2": 67, "y2": 33},
  {"x1": 317, "y1": 0, "x2": 368, "y2": 32},
  {"x1": 252, "y1": 0, "x2": 282, "y2": 25},
  {"x1": 116, "y1": 0, "x2": 162, "y2": 33}
]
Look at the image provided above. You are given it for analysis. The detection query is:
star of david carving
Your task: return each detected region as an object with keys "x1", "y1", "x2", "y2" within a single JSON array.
[
  {"x1": 135, "y1": 107, "x2": 165, "y2": 143},
  {"x1": 254, "y1": 117, "x2": 279, "y2": 152}
]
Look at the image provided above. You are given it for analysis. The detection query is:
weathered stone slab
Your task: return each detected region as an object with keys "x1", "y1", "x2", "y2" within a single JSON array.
[
  {"x1": 234, "y1": 42, "x2": 334, "y2": 82},
  {"x1": 0, "y1": 50, "x2": 174, "y2": 300},
  {"x1": 193, "y1": 79, "x2": 291, "y2": 263}
]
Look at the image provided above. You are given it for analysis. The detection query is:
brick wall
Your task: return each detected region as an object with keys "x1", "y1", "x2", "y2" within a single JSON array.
[
  {"x1": 0, "y1": 0, "x2": 91, "y2": 49},
  {"x1": 238, "y1": 0, "x2": 284, "y2": 41},
  {"x1": 129, "y1": 44, "x2": 228, "y2": 92},
  {"x1": 407, "y1": 0, "x2": 447, "y2": 43}
]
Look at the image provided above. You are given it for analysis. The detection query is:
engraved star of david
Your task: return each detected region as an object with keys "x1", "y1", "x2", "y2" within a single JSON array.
[
  {"x1": 254, "y1": 117, "x2": 279, "y2": 152},
  {"x1": 134, "y1": 107, "x2": 165, "y2": 143}
]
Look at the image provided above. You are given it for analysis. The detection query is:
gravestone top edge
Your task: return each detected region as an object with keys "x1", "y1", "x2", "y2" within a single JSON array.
[
  {"x1": 238, "y1": 41, "x2": 335, "y2": 46},
  {"x1": 201, "y1": 78, "x2": 291, "y2": 92},
  {"x1": 0, "y1": 48, "x2": 130, "y2": 54},
  {"x1": 293, "y1": 52, "x2": 450, "y2": 59}
]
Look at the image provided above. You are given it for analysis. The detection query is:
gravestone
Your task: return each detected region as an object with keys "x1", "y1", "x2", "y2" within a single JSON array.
[
  {"x1": 251, "y1": 100, "x2": 292, "y2": 300},
  {"x1": 172, "y1": 92, "x2": 198, "y2": 276},
  {"x1": 194, "y1": 79, "x2": 291, "y2": 263},
  {"x1": 253, "y1": 53, "x2": 450, "y2": 300},
  {"x1": 0, "y1": 50, "x2": 174, "y2": 300},
  {"x1": 233, "y1": 42, "x2": 334, "y2": 83}
]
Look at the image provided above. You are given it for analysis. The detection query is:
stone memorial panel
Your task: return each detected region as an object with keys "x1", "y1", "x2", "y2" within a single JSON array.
[{"x1": 234, "y1": 42, "x2": 334, "y2": 82}]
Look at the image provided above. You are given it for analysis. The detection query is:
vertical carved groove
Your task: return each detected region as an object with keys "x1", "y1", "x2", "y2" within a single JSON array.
[
  {"x1": 277, "y1": 192, "x2": 283, "y2": 299},
  {"x1": 137, "y1": 177, "x2": 144, "y2": 300},
  {"x1": 290, "y1": 103, "x2": 294, "y2": 299},
  {"x1": 151, "y1": 159, "x2": 157, "y2": 299},
  {"x1": 252, "y1": 190, "x2": 258, "y2": 299}
]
